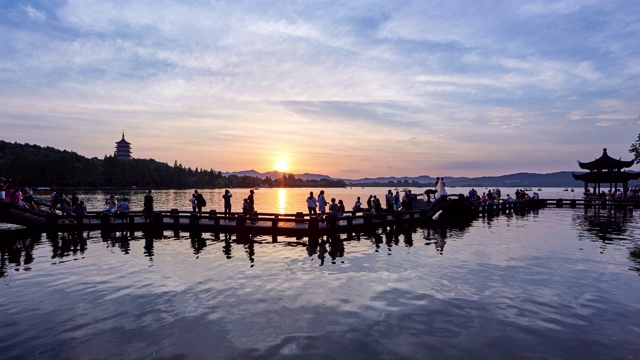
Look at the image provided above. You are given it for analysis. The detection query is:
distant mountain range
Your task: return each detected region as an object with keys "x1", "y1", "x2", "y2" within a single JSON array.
[{"x1": 224, "y1": 170, "x2": 640, "y2": 187}]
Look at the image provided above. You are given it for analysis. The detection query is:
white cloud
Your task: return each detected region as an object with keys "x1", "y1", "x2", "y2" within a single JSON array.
[
  {"x1": 0, "y1": 0, "x2": 639, "y2": 176},
  {"x1": 23, "y1": 5, "x2": 46, "y2": 22}
]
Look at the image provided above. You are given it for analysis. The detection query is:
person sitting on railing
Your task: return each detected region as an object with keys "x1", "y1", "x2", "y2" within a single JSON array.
[
  {"x1": 49, "y1": 191, "x2": 60, "y2": 213},
  {"x1": 352, "y1": 196, "x2": 362, "y2": 212},
  {"x1": 242, "y1": 198, "x2": 252, "y2": 216},
  {"x1": 22, "y1": 187, "x2": 38, "y2": 211},
  {"x1": 506, "y1": 194, "x2": 515, "y2": 203},
  {"x1": 59, "y1": 193, "x2": 75, "y2": 221},
  {"x1": 103, "y1": 195, "x2": 117, "y2": 214},
  {"x1": 75, "y1": 200, "x2": 88, "y2": 222},
  {"x1": 373, "y1": 197, "x2": 384, "y2": 216},
  {"x1": 116, "y1": 197, "x2": 130, "y2": 222},
  {"x1": 327, "y1": 198, "x2": 340, "y2": 226},
  {"x1": 486, "y1": 190, "x2": 494, "y2": 204},
  {"x1": 337, "y1": 199, "x2": 345, "y2": 217},
  {"x1": 9, "y1": 186, "x2": 25, "y2": 207}
]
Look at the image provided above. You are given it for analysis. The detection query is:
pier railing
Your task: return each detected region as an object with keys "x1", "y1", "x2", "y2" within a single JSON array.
[{"x1": 1, "y1": 198, "x2": 638, "y2": 238}]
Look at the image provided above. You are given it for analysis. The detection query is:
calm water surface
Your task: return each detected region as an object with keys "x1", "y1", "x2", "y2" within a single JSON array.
[{"x1": 1, "y1": 189, "x2": 639, "y2": 359}]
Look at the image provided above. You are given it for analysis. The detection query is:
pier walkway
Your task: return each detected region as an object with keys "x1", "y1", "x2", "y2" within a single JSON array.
[{"x1": 1, "y1": 197, "x2": 637, "y2": 238}]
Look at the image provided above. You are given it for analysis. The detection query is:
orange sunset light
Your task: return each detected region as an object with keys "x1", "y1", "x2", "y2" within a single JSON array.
[{"x1": 275, "y1": 159, "x2": 289, "y2": 172}]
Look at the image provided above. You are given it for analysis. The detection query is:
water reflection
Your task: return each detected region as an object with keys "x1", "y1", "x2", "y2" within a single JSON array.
[
  {"x1": 190, "y1": 230, "x2": 207, "y2": 255},
  {"x1": 278, "y1": 188, "x2": 286, "y2": 214},
  {"x1": 574, "y1": 207, "x2": 633, "y2": 242},
  {"x1": 48, "y1": 231, "x2": 87, "y2": 259},
  {"x1": 2, "y1": 209, "x2": 640, "y2": 359},
  {"x1": 573, "y1": 207, "x2": 640, "y2": 275},
  {"x1": 0, "y1": 219, "x2": 475, "y2": 273},
  {"x1": 0, "y1": 230, "x2": 40, "y2": 277}
]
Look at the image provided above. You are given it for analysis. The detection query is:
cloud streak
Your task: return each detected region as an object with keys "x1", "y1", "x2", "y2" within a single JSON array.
[{"x1": 0, "y1": 0, "x2": 639, "y2": 177}]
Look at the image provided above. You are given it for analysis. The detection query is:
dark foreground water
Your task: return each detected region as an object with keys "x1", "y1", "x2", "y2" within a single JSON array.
[{"x1": 1, "y1": 207, "x2": 640, "y2": 359}]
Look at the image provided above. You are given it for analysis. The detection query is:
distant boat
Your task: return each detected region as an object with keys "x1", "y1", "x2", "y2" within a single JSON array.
[
  {"x1": 523, "y1": 187, "x2": 532, "y2": 191},
  {"x1": 570, "y1": 188, "x2": 574, "y2": 192},
  {"x1": 537, "y1": 188, "x2": 543, "y2": 191},
  {"x1": 563, "y1": 188, "x2": 569, "y2": 191},
  {"x1": 33, "y1": 187, "x2": 51, "y2": 196}
]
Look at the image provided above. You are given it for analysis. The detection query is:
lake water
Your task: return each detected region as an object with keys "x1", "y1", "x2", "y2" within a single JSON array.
[{"x1": 1, "y1": 188, "x2": 639, "y2": 359}]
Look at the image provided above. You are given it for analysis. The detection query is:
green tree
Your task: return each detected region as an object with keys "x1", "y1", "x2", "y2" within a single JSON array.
[{"x1": 630, "y1": 133, "x2": 640, "y2": 164}]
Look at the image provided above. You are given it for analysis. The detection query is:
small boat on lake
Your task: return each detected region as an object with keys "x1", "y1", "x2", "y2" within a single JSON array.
[{"x1": 33, "y1": 187, "x2": 52, "y2": 196}]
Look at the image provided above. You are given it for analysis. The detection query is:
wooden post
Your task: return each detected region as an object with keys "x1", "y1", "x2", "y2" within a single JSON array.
[
  {"x1": 208, "y1": 210, "x2": 217, "y2": 219},
  {"x1": 308, "y1": 216, "x2": 319, "y2": 236},
  {"x1": 364, "y1": 212, "x2": 373, "y2": 228},
  {"x1": 346, "y1": 216, "x2": 353, "y2": 236},
  {"x1": 171, "y1": 208, "x2": 179, "y2": 225},
  {"x1": 153, "y1": 212, "x2": 163, "y2": 225},
  {"x1": 189, "y1": 213, "x2": 199, "y2": 227},
  {"x1": 570, "y1": 199, "x2": 577, "y2": 208},
  {"x1": 272, "y1": 214, "x2": 279, "y2": 230},
  {"x1": 556, "y1": 199, "x2": 563, "y2": 208},
  {"x1": 101, "y1": 212, "x2": 111, "y2": 225},
  {"x1": 236, "y1": 215, "x2": 246, "y2": 233},
  {"x1": 395, "y1": 212, "x2": 403, "y2": 224}
]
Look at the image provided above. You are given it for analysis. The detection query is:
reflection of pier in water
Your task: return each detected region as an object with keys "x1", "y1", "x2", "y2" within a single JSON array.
[
  {"x1": 572, "y1": 207, "x2": 640, "y2": 275},
  {"x1": 0, "y1": 220, "x2": 468, "y2": 275}
]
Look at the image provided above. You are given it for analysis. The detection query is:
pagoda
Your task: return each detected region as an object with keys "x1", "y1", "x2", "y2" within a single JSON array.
[
  {"x1": 114, "y1": 132, "x2": 132, "y2": 159},
  {"x1": 572, "y1": 148, "x2": 639, "y2": 194}
]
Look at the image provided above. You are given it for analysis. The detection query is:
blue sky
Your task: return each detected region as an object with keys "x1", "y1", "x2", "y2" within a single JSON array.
[{"x1": 1, "y1": 0, "x2": 639, "y2": 178}]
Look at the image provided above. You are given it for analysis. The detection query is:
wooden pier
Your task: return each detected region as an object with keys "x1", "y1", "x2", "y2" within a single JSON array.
[{"x1": 1, "y1": 198, "x2": 638, "y2": 238}]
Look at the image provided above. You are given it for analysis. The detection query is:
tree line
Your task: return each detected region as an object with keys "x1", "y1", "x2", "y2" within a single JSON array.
[{"x1": 0, "y1": 141, "x2": 347, "y2": 189}]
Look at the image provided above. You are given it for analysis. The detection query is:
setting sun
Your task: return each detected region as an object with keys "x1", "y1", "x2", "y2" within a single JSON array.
[{"x1": 275, "y1": 159, "x2": 289, "y2": 172}]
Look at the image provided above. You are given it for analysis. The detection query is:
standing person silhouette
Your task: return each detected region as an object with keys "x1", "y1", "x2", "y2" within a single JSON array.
[
  {"x1": 306, "y1": 191, "x2": 317, "y2": 216},
  {"x1": 143, "y1": 190, "x2": 154, "y2": 221},
  {"x1": 317, "y1": 190, "x2": 328, "y2": 216},
  {"x1": 248, "y1": 189, "x2": 255, "y2": 213},
  {"x1": 222, "y1": 189, "x2": 232, "y2": 219},
  {"x1": 194, "y1": 190, "x2": 206, "y2": 215},
  {"x1": 436, "y1": 178, "x2": 447, "y2": 199}
]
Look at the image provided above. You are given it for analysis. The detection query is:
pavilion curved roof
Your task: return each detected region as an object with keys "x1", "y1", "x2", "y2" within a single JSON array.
[
  {"x1": 572, "y1": 171, "x2": 640, "y2": 183},
  {"x1": 577, "y1": 148, "x2": 635, "y2": 170}
]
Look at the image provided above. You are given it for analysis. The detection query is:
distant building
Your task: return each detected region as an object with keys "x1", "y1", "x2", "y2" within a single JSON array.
[
  {"x1": 572, "y1": 148, "x2": 639, "y2": 193},
  {"x1": 114, "y1": 132, "x2": 132, "y2": 159}
]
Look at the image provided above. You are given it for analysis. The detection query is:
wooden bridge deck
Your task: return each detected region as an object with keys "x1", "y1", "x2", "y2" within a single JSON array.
[{"x1": 1, "y1": 197, "x2": 638, "y2": 238}]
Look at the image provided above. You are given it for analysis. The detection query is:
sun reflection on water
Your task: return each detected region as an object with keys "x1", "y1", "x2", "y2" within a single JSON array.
[{"x1": 278, "y1": 188, "x2": 286, "y2": 214}]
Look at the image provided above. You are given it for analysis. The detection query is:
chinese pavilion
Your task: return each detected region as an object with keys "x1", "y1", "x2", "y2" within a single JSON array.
[
  {"x1": 572, "y1": 148, "x2": 639, "y2": 194},
  {"x1": 114, "y1": 132, "x2": 132, "y2": 159}
]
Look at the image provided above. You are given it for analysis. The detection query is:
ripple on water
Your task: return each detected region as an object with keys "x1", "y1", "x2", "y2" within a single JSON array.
[{"x1": 1, "y1": 208, "x2": 640, "y2": 359}]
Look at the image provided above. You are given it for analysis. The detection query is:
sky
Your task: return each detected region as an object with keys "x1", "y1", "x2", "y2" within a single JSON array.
[{"x1": 1, "y1": 0, "x2": 639, "y2": 179}]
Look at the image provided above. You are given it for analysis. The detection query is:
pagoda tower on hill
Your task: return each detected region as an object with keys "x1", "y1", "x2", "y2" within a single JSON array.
[{"x1": 114, "y1": 132, "x2": 132, "y2": 159}]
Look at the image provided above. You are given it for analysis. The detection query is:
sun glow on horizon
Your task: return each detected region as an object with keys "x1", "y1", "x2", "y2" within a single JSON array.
[{"x1": 275, "y1": 159, "x2": 289, "y2": 172}]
